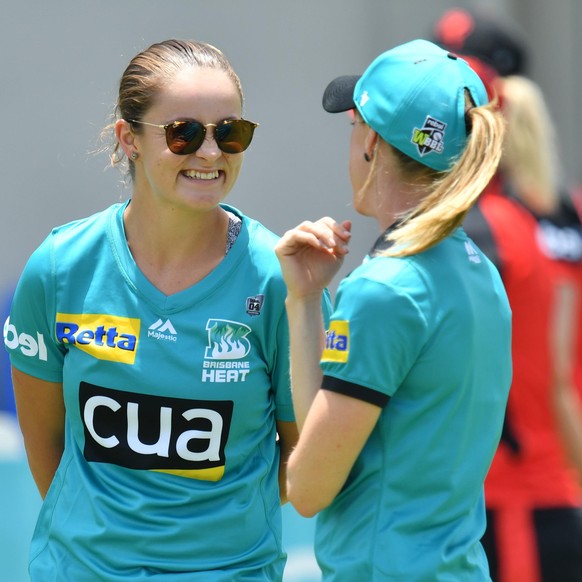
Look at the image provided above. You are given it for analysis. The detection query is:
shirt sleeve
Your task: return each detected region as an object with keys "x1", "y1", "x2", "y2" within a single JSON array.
[
  {"x1": 4, "y1": 232, "x2": 65, "y2": 382},
  {"x1": 320, "y1": 267, "x2": 429, "y2": 405}
]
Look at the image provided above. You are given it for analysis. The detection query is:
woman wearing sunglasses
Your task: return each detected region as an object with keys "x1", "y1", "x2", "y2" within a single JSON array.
[
  {"x1": 5, "y1": 39, "x2": 303, "y2": 580},
  {"x1": 275, "y1": 39, "x2": 512, "y2": 580}
]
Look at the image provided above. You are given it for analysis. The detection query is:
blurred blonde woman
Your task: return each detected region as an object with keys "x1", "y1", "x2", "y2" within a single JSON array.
[
  {"x1": 470, "y1": 71, "x2": 582, "y2": 582},
  {"x1": 501, "y1": 75, "x2": 560, "y2": 216}
]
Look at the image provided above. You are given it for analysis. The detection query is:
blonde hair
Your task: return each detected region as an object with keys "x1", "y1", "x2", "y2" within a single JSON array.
[
  {"x1": 500, "y1": 75, "x2": 560, "y2": 215},
  {"x1": 377, "y1": 99, "x2": 505, "y2": 257}
]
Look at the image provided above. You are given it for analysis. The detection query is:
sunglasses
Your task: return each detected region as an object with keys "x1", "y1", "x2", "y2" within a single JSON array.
[{"x1": 128, "y1": 118, "x2": 259, "y2": 155}]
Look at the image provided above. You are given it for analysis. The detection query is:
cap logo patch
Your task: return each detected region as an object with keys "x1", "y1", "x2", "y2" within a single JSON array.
[
  {"x1": 411, "y1": 116, "x2": 446, "y2": 157},
  {"x1": 359, "y1": 90, "x2": 370, "y2": 107}
]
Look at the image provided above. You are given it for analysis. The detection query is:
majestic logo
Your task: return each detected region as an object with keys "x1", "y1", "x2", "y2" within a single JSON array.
[
  {"x1": 464, "y1": 240, "x2": 482, "y2": 264},
  {"x1": 3, "y1": 317, "x2": 48, "y2": 361},
  {"x1": 80, "y1": 382, "x2": 233, "y2": 481},
  {"x1": 148, "y1": 318, "x2": 177, "y2": 342},
  {"x1": 55, "y1": 313, "x2": 140, "y2": 364},
  {"x1": 411, "y1": 116, "x2": 447, "y2": 158},
  {"x1": 246, "y1": 294, "x2": 264, "y2": 317},
  {"x1": 202, "y1": 319, "x2": 251, "y2": 383},
  {"x1": 321, "y1": 320, "x2": 350, "y2": 363}
]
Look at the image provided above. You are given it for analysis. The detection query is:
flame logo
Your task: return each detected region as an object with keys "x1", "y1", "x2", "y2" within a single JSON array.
[{"x1": 204, "y1": 319, "x2": 251, "y2": 360}]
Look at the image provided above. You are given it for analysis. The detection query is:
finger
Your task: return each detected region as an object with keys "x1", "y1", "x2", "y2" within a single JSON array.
[
  {"x1": 297, "y1": 218, "x2": 346, "y2": 251},
  {"x1": 275, "y1": 227, "x2": 334, "y2": 257},
  {"x1": 313, "y1": 218, "x2": 352, "y2": 253},
  {"x1": 291, "y1": 221, "x2": 339, "y2": 252}
]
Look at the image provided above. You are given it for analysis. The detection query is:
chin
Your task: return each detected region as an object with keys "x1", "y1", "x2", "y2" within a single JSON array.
[{"x1": 353, "y1": 195, "x2": 373, "y2": 218}]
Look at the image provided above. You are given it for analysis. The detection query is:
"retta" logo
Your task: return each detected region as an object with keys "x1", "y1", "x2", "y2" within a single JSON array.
[
  {"x1": 321, "y1": 320, "x2": 350, "y2": 364},
  {"x1": 56, "y1": 313, "x2": 140, "y2": 364}
]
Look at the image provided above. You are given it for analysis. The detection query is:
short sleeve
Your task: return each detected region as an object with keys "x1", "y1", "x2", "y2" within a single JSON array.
[
  {"x1": 321, "y1": 269, "x2": 429, "y2": 402},
  {"x1": 4, "y1": 233, "x2": 65, "y2": 382}
]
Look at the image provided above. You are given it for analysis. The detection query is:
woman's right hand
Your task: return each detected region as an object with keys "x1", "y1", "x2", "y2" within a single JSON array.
[{"x1": 275, "y1": 217, "x2": 352, "y2": 298}]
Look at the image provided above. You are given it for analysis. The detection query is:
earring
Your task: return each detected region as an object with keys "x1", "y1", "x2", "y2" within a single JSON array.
[
  {"x1": 363, "y1": 152, "x2": 371, "y2": 162},
  {"x1": 131, "y1": 152, "x2": 139, "y2": 161}
]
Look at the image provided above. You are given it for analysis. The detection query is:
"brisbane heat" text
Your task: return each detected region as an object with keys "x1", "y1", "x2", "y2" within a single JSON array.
[{"x1": 202, "y1": 360, "x2": 250, "y2": 382}]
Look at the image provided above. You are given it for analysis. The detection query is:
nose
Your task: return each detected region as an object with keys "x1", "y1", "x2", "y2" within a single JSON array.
[{"x1": 195, "y1": 124, "x2": 221, "y2": 159}]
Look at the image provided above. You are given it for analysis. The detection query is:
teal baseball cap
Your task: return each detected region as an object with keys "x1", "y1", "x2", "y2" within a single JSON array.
[{"x1": 322, "y1": 39, "x2": 489, "y2": 171}]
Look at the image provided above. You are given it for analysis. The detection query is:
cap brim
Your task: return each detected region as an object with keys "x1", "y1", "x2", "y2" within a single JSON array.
[{"x1": 322, "y1": 75, "x2": 361, "y2": 113}]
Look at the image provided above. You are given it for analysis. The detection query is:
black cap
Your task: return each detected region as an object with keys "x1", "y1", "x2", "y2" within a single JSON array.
[
  {"x1": 322, "y1": 75, "x2": 361, "y2": 113},
  {"x1": 431, "y1": 7, "x2": 528, "y2": 77}
]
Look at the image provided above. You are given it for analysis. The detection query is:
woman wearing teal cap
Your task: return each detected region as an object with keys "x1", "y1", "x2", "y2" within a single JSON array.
[{"x1": 275, "y1": 39, "x2": 511, "y2": 580}]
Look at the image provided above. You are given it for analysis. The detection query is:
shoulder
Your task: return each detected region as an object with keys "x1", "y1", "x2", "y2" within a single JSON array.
[
  {"x1": 223, "y1": 204, "x2": 279, "y2": 246},
  {"x1": 24, "y1": 204, "x2": 123, "y2": 277},
  {"x1": 226, "y1": 205, "x2": 282, "y2": 262},
  {"x1": 339, "y1": 256, "x2": 430, "y2": 316},
  {"x1": 49, "y1": 203, "x2": 122, "y2": 247},
  {"x1": 222, "y1": 206, "x2": 287, "y2": 300}
]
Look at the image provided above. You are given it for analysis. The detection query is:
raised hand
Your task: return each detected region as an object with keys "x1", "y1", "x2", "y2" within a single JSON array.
[{"x1": 275, "y1": 217, "x2": 352, "y2": 298}]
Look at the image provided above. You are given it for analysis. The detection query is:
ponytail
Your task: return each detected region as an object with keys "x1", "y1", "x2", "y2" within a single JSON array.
[{"x1": 381, "y1": 99, "x2": 505, "y2": 257}]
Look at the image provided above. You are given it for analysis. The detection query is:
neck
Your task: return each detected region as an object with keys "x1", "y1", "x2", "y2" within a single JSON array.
[
  {"x1": 363, "y1": 142, "x2": 427, "y2": 232},
  {"x1": 123, "y1": 198, "x2": 231, "y2": 295}
]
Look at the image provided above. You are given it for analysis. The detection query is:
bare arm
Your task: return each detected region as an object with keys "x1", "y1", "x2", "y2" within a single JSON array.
[
  {"x1": 551, "y1": 280, "x2": 582, "y2": 480},
  {"x1": 12, "y1": 366, "x2": 65, "y2": 498},
  {"x1": 275, "y1": 217, "x2": 352, "y2": 429},
  {"x1": 276, "y1": 218, "x2": 379, "y2": 516},
  {"x1": 285, "y1": 291, "x2": 381, "y2": 516},
  {"x1": 286, "y1": 390, "x2": 381, "y2": 517},
  {"x1": 276, "y1": 420, "x2": 299, "y2": 504}
]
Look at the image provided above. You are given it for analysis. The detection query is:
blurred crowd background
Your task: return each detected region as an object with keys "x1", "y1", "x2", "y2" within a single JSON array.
[{"x1": 1, "y1": 1, "x2": 580, "y2": 580}]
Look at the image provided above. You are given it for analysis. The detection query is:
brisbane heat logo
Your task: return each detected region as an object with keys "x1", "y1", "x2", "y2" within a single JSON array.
[{"x1": 202, "y1": 319, "x2": 252, "y2": 383}]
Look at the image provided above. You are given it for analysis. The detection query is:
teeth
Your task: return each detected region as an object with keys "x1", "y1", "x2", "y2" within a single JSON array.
[{"x1": 183, "y1": 170, "x2": 219, "y2": 180}]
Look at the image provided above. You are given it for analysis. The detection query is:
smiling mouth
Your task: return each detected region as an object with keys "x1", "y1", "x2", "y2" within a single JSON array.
[{"x1": 182, "y1": 170, "x2": 220, "y2": 180}]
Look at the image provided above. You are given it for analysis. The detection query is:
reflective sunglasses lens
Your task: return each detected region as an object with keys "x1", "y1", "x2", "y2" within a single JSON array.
[
  {"x1": 166, "y1": 121, "x2": 205, "y2": 155},
  {"x1": 215, "y1": 120, "x2": 256, "y2": 154}
]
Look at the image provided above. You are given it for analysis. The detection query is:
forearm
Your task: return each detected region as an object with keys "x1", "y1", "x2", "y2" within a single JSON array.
[
  {"x1": 26, "y1": 440, "x2": 64, "y2": 499},
  {"x1": 12, "y1": 367, "x2": 65, "y2": 499},
  {"x1": 276, "y1": 420, "x2": 299, "y2": 504},
  {"x1": 285, "y1": 293, "x2": 326, "y2": 430}
]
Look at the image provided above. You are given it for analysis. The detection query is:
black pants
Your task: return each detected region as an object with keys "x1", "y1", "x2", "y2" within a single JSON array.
[{"x1": 483, "y1": 507, "x2": 582, "y2": 582}]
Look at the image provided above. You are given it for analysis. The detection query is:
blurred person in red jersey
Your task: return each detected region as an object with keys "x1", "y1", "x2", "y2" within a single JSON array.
[{"x1": 432, "y1": 8, "x2": 582, "y2": 582}]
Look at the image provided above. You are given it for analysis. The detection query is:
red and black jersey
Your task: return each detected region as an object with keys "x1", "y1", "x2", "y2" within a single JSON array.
[{"x1": 464, "y1": 176, "x2": 582, "y2": 508}]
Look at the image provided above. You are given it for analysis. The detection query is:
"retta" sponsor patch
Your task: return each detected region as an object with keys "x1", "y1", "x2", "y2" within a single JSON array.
[
  {"x1": 56, "y1": 313, "x2": 140, "y2": 364},
  {"x1": 321, "y1": 320, "x2": 350, "y2": 363}
]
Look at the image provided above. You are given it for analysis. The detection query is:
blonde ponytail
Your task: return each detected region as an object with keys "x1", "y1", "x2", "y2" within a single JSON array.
[{"x1": 381, "y1": 100, "x2": 505, "y2": 257}]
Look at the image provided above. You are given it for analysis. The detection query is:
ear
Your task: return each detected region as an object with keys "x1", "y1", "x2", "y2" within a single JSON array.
[
  {"x1": 364, "y1": 127, "x2": 379, "y2": 161},
  {"x1": 115, "y1": 119, "x2": 137, "y2": 159}
]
